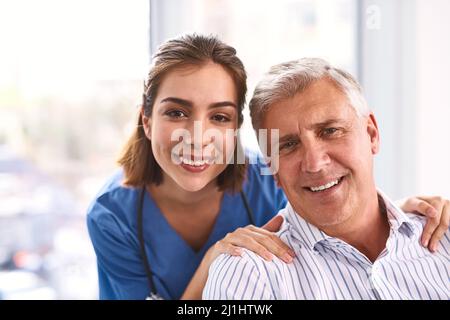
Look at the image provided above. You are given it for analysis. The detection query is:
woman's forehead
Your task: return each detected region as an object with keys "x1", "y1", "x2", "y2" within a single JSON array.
[{"x1": 156, "y1": 63, "x2": 238, "y2": 104}]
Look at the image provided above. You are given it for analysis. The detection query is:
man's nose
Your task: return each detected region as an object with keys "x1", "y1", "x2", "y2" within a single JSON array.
[{"x1": 300, "y1": 142, "x2": 331, "y2": 173}]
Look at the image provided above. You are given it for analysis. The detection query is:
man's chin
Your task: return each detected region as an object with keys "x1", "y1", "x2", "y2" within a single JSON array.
[{"x1": 295, "y1": 201, "x2": 350, "y2": 228}]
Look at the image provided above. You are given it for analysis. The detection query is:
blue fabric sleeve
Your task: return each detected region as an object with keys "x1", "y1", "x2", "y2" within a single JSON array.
[
  {"x1": 86, "y1": 197, "x2": 148, "y2": 300},
  {"x1": 244, "y1": 157, "x2": 287, "y2": 227}
]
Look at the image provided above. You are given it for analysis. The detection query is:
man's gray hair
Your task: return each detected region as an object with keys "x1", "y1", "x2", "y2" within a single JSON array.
[{"x1": 249, "y1": 58, "x2": 370, "y2": 130}]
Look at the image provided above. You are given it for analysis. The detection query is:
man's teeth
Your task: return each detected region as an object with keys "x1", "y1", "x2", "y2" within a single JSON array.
[
  {"x1": 179, "y1": 156, "x2": 211, "y2": 167},
  {"x1": 309, "y1": 179, "x2": 340, "y2": 192}
]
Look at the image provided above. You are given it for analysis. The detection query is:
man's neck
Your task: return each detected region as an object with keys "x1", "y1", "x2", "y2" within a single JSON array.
[{"x1": 322, "y1": 191, "x2": 391, "y2": 263}]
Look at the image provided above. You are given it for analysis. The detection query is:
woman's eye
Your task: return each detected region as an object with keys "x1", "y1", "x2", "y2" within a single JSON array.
[
  {"x1": 165, "y1": 110, "x2": 187, "y2": 118},
  {"x1": 211, "y1": 114, "x2": 230, "y2": 122}
]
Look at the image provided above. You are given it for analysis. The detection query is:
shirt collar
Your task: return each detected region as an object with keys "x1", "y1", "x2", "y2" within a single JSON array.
[
  {"x1": 283, "y1": 203, "x2": 332, "y2": 251},
  {"x1": 377, "y1": 189, "x2": 417, "y2": 237},
  {"x1": 283, "y1": 189, "x2": 418, "y2": 250}
]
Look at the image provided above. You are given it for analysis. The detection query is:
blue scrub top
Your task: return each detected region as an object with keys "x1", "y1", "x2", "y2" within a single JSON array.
[{"x1": 86, "y1": 160, "x2": 287, "y2": 300}]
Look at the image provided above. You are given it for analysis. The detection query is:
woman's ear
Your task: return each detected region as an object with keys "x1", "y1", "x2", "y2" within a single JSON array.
[{"x1": 141, "y1": 107, "x2": 152, "y2": 140}]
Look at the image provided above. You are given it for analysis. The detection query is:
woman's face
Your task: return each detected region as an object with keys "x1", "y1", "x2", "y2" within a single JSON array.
[{"x1": 143, "y1": 62, "x2": 239, "y2": 192}]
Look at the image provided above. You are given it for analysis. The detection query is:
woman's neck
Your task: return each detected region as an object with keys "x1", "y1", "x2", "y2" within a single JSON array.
[
  {"x1": 147, "y1": 174, "x2": 224, "y2": 252},
  {"x1": 148, "y1": 175, "x2": 222, "y2": 207}
]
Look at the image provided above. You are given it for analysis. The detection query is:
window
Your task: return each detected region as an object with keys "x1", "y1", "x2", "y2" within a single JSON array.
[
  {"x1": 0, "y1": 0, "x2": 149, "y2": 299},
  {"x1": 150, "y1": 0, "x2": 358, "y2": 150}
]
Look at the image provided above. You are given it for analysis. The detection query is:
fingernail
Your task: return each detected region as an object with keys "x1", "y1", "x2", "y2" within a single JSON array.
[
  {"x1": 431, "y1": 244, "x2": 438, "y2": 253},
  {"x1": 282, "y1": 253, "x2": 293, "y2": 263},
  {"x1": 422, "y1": 238, "x2": 429, "y2": 247},
  {"x1": 427, "y1": 209, "x2": 437, "y2": 217},
  {"x1": 264, "y1": 252, "x2": 273, "y2": 261},
  {"x1": 288, "y1": 249, "x2": 296, "y2": 257},
  {"x1": 233, "y1": 249, "x2": 242, "y2": 256}
]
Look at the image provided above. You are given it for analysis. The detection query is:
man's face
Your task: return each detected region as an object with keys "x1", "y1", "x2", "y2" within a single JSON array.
[{"x1": 262, "y1": 79, "x2": 380, "y2": 230}]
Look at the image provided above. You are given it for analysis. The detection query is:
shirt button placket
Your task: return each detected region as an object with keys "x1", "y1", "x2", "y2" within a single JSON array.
[{"x1": 369, "y1": 264, "x2": 383, "y2": 300}]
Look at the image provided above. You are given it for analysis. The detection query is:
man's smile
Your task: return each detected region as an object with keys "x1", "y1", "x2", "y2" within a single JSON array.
[{"x1": 302, "y1": 175, "x2": 347, "y2": 193}]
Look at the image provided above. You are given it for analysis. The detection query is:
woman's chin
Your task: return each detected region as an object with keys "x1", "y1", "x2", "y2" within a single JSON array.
[{"x1": 174, "y1": 177, "x2": 213, "y2": 193}]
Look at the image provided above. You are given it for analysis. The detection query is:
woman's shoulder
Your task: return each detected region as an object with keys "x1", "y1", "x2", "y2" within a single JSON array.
[
  {"x1": 86, "y1": 168, "x2": 138, "y2": 223},
  {"x1": 245, "y1": 150, "x2": 276, "y2": 186},
  {"x1": 242, "y1": 150, "x2": 287, "y2": 225},
  {"x1": 95, "y1": 168, "x2": 130, "y2": 195}
]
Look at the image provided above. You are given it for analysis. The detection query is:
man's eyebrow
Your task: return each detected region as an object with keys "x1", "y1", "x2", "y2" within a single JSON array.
[
  {"x1": 160, "y1": 97, "x2": 237, "y2": 109},
  {"x1": 309, "y1": 119, "x2": 350, "y2": 130},
  {"x1": 279, "y1": 133, "x2": 298, "y2": 144}
]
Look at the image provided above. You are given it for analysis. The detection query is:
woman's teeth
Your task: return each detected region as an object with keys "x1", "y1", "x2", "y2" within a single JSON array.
[
  {"x1": 179, "y1": 156, "x2": 212, "y2": 167},
  {"x1": 309, "y1": 179, "x2": 340, "y2": 192}
]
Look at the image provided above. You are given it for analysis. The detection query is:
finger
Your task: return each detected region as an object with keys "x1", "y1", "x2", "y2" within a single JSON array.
[
  {"x1": 250, "y1": 232, "x2": 295, "y2": 263},
  {"x1": 234, "y1": 236, "x2": 275, "y2": 261},
  {"x1": 246, "y1": 225, "x2": 295, "y2": 258},
  {"x1": 421, "y1": 216, "x2": 440, "y2": 248},
  {"x1": 419, "y1": 198, "x2": 445, "y2": 247},
  {"x1": 221, "y1": 243, "x2": 243, "y2": 257},
  {"x1": 215, "y1": 239, "x2": 245, "y2": 257},
  {"x1": 224, "y1": 227, "x2": 294, "y2": 262},
  {"x1": 222, "y1": 231, "x2": 275, "y2": 261},
  {"x1": 417, "y1": 196, "x2": 446, "y2": 218},
  {"x1": 403, "y1": 198, "x2": 438, "y2": 218},
  {"x1": 262, "y1": 215, "x2": 284, "y2": 232},
  {"x1": 428, "y1": 202, "x2": 450, "y2": 252}
]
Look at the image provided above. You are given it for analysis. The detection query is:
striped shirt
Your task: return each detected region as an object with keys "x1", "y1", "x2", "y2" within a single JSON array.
[{"x1": 203, "y1": 191, "x2": 450, "y2": 300}]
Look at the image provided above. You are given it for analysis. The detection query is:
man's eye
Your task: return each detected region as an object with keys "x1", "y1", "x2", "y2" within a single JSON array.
[
  {"x1": 280, "y1": 141, "x2": 297, "y2": 151},
  {"x1": 165, "y1": 110, "x2": 187, "y2": 118},
  {"x1": 211, "y1": 114, "x2": 230, "y2": 122},
  {"x1": 322, "y1": 127, "x2": 338, "y2": 136}
]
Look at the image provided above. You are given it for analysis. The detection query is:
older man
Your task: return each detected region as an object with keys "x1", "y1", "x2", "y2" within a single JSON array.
[{"x1": 203, "y1": 58, "x2": 450, "y2": 299}]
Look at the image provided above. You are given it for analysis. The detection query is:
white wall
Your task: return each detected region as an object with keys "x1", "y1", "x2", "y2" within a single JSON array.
[
  {"x1": 416, "y1": 0, "x2": 450, "y2": 198},
  {"x1": 361, "y1": 0, "x2": 450, "y2": 199},
  {"x1": 149, "y1": 0, "x2": 450, "y2": 199}
]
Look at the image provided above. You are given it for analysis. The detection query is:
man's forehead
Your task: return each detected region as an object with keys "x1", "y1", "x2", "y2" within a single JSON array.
[{"x1": 262, "y1": 89, "x2": 356, "y2": 130}]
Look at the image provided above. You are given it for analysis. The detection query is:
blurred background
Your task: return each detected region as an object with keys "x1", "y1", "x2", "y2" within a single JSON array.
[{"x1": 0, "y1": 0, "x2": 448, "y2": 299}]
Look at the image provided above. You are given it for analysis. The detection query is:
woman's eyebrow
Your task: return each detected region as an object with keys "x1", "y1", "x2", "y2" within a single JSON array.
[
  {"x1": 160, "y1": 97, "x2": 237, "y2": 109},
  {"x1": 209, "y1": 101, "x2": 237, "y2": 109},
  {"x1": 160, "y1": 97, "x2": 192, "y2": 107}
]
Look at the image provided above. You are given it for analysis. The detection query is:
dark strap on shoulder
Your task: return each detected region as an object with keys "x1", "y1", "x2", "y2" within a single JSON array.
[
  {"x1": 137, "y1": 187, "x2": 157, "y2": 295},
  {"x1": 241, "y1": 191, "x2": 256, "y2": 225}
]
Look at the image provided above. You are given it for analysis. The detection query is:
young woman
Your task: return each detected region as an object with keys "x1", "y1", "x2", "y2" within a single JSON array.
[{"x1": 87, "y1": 34, "x2": 450, "y2": 300}]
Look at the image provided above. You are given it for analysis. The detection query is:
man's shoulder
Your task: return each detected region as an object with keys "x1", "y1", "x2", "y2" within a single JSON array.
[
  {"x1": 404, "y1": 212, "x2": 427, "y2": 225},
  {"x1": 208, "y1": 244, "x2": 297, "y2": 284},
  {"x1": 205, "y1": 250, "x2": 284, "y2": 299},
  {"x1": 209, "y1": 250, "x2": 271, "y2": 275},
  {"x1": 403, "y1": 212, "x2": 450, "y2": 239}
]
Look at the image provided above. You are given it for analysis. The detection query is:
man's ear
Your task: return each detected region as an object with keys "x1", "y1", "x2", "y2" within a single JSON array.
[
  {"x1": 367, "y1": 113, "x2": 380, "y2": 155},
  {"x1": 141, "y1": 107, "x2": 152, "y2": 140},
  {"x1": 273, "y1": 173, "x2": 282, "y2": 188}
]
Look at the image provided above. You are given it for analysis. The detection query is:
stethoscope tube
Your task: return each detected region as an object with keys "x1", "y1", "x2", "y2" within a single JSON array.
[
  {"x1": 137, "y1": 187, "x2": 159, "y2": 298},
  {"x1": 136, "y1": 186, "x2": 255, "y2": 300}
]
